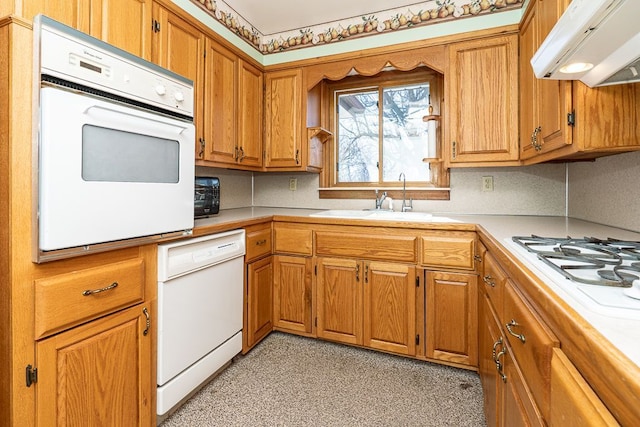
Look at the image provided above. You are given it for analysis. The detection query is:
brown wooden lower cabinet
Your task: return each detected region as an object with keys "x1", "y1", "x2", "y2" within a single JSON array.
[
  {"x1": 425, "y1": 270, "x2": 478, "y2": 366},
  {"x1": 316, "y1": 258, "x2": 417, "y2": 356},
  {"x1": 549, "y1": 348, "x2": 619, "y2": 427},
  {"x1": 316, "y1": 257, "x2": 362, "y2": 345},
  {"x1": 479, "y1": 292, "x2": 503, "y2": 427},
  {"x1": 273, "y1": 254, "x2": 313, "y2": 335},
  {"x1": 479, "y1": 291, "x2": 544, "y2": 426},
  {"x1": 245, "y1": 256, "x2": 273, "y2": 352},
  {"x1": 364, "y1": 261, "x2": 416, "y2": 356},
  {"x1": 35, "y1": 304, "x2": 152, "y2": 426}
]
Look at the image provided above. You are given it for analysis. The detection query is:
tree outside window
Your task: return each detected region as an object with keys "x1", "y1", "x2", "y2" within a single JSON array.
[{"x1": 335, "y1": 82, "x2": 433, "y2": 186}]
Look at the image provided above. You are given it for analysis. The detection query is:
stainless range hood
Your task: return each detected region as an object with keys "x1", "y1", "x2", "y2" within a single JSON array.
[{"x1": 531, "y1": 0, "x2": 640, "y2": 87}]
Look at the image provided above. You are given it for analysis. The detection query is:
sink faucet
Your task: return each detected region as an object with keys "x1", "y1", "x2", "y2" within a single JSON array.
[
  {"x1": 399, "y1": 173, "x2": 413, "y2": 212},
  {"x1": 374, "y1": 190, "x2": 387, "y2": 210}
]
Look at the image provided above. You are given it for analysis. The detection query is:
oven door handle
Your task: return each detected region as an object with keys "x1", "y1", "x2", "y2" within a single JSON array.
[{"x1": 83, "y1": 105, "x2": 190, "y2": 135}]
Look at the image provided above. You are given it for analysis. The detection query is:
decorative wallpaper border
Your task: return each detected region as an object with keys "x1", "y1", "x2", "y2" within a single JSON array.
[{"x1": 190, "y1": 0, "x2": 524, "y2": 54}]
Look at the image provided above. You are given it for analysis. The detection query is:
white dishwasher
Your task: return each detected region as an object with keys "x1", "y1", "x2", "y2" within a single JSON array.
[{"x1": 157, "y1": 229, "x2": 245, "y2": 417}]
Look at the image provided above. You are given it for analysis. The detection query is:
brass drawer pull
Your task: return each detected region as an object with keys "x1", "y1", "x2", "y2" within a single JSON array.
[
  {"x1": 143, "y1": 307, "x2": 150, "y2": 336},
  {"x1": 255, "y1": 239, "x2": 267, "y2": 246},
  {"x1": 531, "y1": 126, "x2": 542, "y2": 152},
  {"x1": 492, "y1": 337, "x2": 507, "y2": 383},
  {"x1": 483, "y1": 275, "x2": 496, "y2": 287},
  {"x1": 496, "y1": 347, "x2": 507, "y2": 383},
  {"x1": 492, "y1": 337, "x2": 503, "y2": 366},
  {"x1": 82, "y1": 281, "x2": 118, "y2": 296},
  {"x1": 506, "y1": 319, "x2": 526, "y2": 343}
]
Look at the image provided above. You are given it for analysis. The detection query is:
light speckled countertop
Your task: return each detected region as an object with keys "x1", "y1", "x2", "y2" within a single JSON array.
[{"x1": 195, "y1": 207, "x2": 640, "y2": 368}]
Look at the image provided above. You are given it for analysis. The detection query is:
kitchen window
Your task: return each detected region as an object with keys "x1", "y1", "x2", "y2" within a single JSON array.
[{"x1": 320, "y1": 69, "x2": 448, "y2": 200}]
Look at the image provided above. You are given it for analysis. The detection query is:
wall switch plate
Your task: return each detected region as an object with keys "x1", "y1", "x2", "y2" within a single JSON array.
[
  {"x1": 482, "y1": 176, "x2": 494, "y2": 192},
  {"x1": 289, "y1": 178, "x2": 297, "y2": 191}
]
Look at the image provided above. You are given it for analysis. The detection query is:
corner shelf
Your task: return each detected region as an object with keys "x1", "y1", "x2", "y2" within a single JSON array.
[{"x1": 307, "y1": 127, "x2": 333, "y2": 143}]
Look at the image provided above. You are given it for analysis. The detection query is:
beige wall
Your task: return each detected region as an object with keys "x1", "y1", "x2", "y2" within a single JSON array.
[
  {"x1": 568, "y1": 151, "x2": 640, "y2": 233},
  {"x1": 252, "y1": 163, "x2": 567, "y2": 216}
]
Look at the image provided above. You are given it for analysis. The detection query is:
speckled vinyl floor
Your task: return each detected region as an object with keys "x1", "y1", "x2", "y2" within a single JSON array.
[{"x1": 160, "y1": 332, "x2": 487, "y2": 427}]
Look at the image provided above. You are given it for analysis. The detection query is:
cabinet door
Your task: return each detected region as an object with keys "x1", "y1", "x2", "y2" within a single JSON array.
[
  {"x1": 447, "y1": 34, "x2": 519, "y2": 165},
  {"x1": 264, "y1": 69, "x2": 302, "y2": 168},
  {"x1": 152, "y1": 4, "x2": 205, "y2": 154},
  {"x1": 549, "y1": 348, "x2": 619, "y2": 427},
  {"x1": 426, "y1": 271, "x2": 478, "y2": 366},
  {"x1": 519, "y1": 0, "x2": 572, "y2": 160},
  {"x1": 237, "y1": 59, "x2": 264, "y2": 168},
  {"x1": 245, "y1": 256, "x2": 273, "y2": 352},
  {"x1": 479, "y1": 292, "x2": 504, "y2": 427},
  {"x1": 85, "y1": 0, "x2": 151, "y2": 59},
  {"x1": 203, "y1": 38, "x2": 238, "y2": 165},
  {"x1": 316, "y1": 257, "x2": 362, "y2": 345},
  {"x1": 36, "y1": 305, "x2": 152, "y2": 426},
  {"x1": 273, "y1": 255, "x2": 313, "y2": 335},
  {"x1": 502, "y1": 346, "x2": 546, "y2": 427},
  {"x1": 20, "y1": 0, "x2": 84, "y2": 29},
  {"x1": 364, "y1": 262, "x2": 416, "y2": 356}
]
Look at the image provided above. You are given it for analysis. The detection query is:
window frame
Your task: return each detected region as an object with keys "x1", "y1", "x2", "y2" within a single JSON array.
[{"x1": 320, "y1": 68, "x2": 449, "y2": 200}]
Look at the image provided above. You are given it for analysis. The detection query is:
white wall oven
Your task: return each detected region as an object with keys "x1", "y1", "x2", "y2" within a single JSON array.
[{"x1": 33, "y1": 16, "x2": 195, "y2": 262}]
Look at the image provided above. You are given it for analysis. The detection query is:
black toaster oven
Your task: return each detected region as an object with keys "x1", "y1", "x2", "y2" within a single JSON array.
[{"x1": 194, "y1": 176, "x2": 220, "y2": 218}]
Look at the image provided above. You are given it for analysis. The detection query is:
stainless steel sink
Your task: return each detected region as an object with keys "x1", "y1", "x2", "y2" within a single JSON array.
[
  {"x1": 309, "y1": 210, "x2": 460, "y2": 223},
  {"x1": 308, "y1": 210, "x2": 373, "y2": 219}
]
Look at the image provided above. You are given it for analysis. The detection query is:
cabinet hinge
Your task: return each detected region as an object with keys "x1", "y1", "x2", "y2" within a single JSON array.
[
  {"x1": 452, "y1": 141, "x2": 457, "y2": 159},
  {"x1": 474, "y1": 254, "x2": 482, "y2": 263},
  {"x1": 152, "y1": 19, "x2": 161, "y2": 33},
  {"x1": 567, "y1": 111, "x2": 575, "y2": 127},
  {"x1": 315, "y1": 317, "x2": 317, "y2": 327},
  {"x1": 314, "y1": 265, "x2": 317, "y2": 275},
  {"x1": 26, "y1": 365, "x2": 38, "y2": 387},
  {"x1": 415, "y1": 334, "x2": 420, "y2": 345},
  {"x1": 416, "y1": 276, "x2": 420, "y2": 287}
]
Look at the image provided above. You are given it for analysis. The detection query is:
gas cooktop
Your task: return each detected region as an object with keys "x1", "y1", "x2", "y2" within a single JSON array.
[{"x1": 507, "y1": 235, "x2": 640, "y2": 319}]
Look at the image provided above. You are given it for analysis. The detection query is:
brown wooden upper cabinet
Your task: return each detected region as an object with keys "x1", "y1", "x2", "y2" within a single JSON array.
[
  {"x1": 264, "y1": 69, "x2": 304, "y2": 169},
  {"x1": 151, "y1": 3, "x2": 205, "y2": 158},
  {"x1": 200, "y1": 40, "x2": 264, "y2": 169},
  {"x1": 16, "y1": 0, "x2": 151, "y2": 60},
  {"x1": 445, "y1": 33, "x2": 520, "y2": 167},
  {"x1": 519, "y1": 0, "x2": 640, "y2": 164},
  {"x1": 519, "y1": 0, "x2": 572, "y2": 161}
]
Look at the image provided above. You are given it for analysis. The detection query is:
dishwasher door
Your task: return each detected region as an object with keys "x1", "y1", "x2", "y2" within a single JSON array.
[{"x1": 157, "y1": 229, "x2": 245, "y2": 415}]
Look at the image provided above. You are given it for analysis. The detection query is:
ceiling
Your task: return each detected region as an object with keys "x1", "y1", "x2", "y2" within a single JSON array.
[{"x1": 224, "y1": 0, "x2": 426, "y2": 35}]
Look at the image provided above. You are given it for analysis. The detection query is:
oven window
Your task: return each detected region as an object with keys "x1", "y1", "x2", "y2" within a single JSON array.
[{"x1": 82, "y1": 125, "x2": 180, "y2": 183}]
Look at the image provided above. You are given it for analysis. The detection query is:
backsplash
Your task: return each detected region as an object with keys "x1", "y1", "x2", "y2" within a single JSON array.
[
  {"x1": 195, "y1": 166, "x2": 253, "y2": 209},
  {"x1": 206, "y1": 151, "x2": 640, "y2": 233},
  {"x1": 252, "y1": 163, "x2": 567, "y2": 216},
  {"x1": 568, "y1": 151, "x2": 640, "y2": 233}
]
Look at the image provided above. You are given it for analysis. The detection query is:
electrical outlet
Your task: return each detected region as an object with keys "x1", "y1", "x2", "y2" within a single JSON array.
[
  {"x1": 289, "y1": 178, "x2": 297, "y2": 191},
  {"x1": 482, "y1": 176, "x2": 494, "y2": 192}
]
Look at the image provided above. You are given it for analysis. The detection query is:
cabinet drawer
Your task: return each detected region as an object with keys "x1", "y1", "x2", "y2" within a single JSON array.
[
  {"x1": 35, "y1": 258, "x2": 145, "y2": 339},
  {"x1": 420, "y1": 231, "x2": 476, "y2": 270},
  {"x1": 482, "y1": 251, "x2": 506, "y2": 314},
  {"x1": 245, "y1": 224, "x2": 272, "y2": 262},
  {"x1": 503, "y1": 279, "x2": 559, "y2": 419},
  {"x1": 315, "y1": 231, "x2": 416, "y2": 263},
  {"x1": 273, "y1": 223, "x2": 313, "y2": 256}
]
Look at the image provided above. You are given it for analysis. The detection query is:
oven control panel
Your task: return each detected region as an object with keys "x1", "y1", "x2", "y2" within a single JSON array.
[{"x1": 37, "y1": 16, "x2": 194, "y2": 118}]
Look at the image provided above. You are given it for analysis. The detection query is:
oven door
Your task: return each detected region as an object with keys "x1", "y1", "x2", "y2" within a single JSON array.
[{"x1": 38, "y1": 86, "x2": 195, "y2": 252}]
